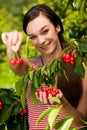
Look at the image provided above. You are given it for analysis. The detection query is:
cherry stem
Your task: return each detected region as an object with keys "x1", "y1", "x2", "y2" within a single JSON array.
[
  {"x1": 26, "y1": 36, "x2": 29, "y2": 57},
  {"x1": 15, "y1": 52, "x2": 20, "y2": 59}
]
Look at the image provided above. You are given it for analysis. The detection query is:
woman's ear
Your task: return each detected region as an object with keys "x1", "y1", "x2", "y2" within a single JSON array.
[{"x1": 55, "y1": 25, "x2": 61, "y2": 33}]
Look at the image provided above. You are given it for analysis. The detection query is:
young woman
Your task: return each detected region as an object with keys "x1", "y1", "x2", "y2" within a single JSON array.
[{"x1": 1, "y1": 4, "x2": 87, "y2": 130}]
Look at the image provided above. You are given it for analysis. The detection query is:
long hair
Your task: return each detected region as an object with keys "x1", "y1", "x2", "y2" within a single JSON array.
[{"x1": 23, "y1": 4, "x2": 65, "y2": 45}]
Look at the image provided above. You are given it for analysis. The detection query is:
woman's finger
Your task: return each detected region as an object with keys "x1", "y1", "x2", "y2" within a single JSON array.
[
  {"x1": 1, "y1": 32, "x2": 9, "y2": 45},
  {"x1": 39, "y1": 91, "x2": 43, "y2": 103},
  {"x1": 42, "y1": 92, "x2": 48, "y2": 104},
  {"x1": 48, "y1": 94, "x2": 53, "y2": 104},
  {"x1": 12, "y1": 31, "x2": 19, "y2": 45},
  {"x1": 56, "y1": 89, "x2": 63, "y2": 99}
]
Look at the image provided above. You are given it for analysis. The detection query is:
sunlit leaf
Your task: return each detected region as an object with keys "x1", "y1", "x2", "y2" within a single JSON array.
[
  {"x1": 54, "y1": 116, "x2": 74, "y2": 130},
  {"x1": 48, "y1": 106, "x2": 62, "y2": 129},
  {"x1": 50, "y1": 97, "x2": 61, "y2": 104},
  {"x1": 36, "y1": 107, "x2": 53, "y2": 126}
]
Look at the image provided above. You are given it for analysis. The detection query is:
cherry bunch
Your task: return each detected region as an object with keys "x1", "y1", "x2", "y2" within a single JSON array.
[
  {"x1": 20, "y1": 108, "x2": 27, "y2": 117},
  {"x1": 62, "y1": 51, "x2": 75, "y2": 65},
  {"x1": 10, "y1": 52, "x2": 23, "y2": 66},
  {"x1": 10, "y1": 58, "x2": 23, "y2": 66},
  {"x1": 0, "y1": 101, "x2": 3, "y2": 111},
  {"x1": 36, "y1": 86, "x2": 60, "y2": 99}
]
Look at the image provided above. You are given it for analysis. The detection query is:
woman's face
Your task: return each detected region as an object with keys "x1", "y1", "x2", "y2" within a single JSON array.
[{"x1": 26, "y1": 14, "x2": 61, "y2": 55}]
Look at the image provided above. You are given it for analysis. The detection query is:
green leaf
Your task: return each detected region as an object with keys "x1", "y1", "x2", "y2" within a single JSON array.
[
  {"x1": 0, "y1": 103, "x2": 16, "y2": 125},
  {"x1": 74, "y1": 0, "x2": 83, "y2": 9},
  {"x1": 80, "y1": 0, "x2": 86, "y2": 17},
  {"x1": 28, "y1": 69, "x2": 34, "y2": 80},
  {"x1": 50, "y1": 97, "x2": 61, "y2": 104},
  {"x1": 77, "y1": 40, "x2": 87, "y2": 53},
  {"x1": 54, "y1": 116, "x2": 74, "y2": 130},
  {"x1": 21, "y1": 90, "x2": 26, "y2": 108},
  {"x1": 0, "y1": 124, "x2": 5, "y2": 130},
  {"x1": 48, "y1": 106, "x2": 62, "y2": 129},
  {"x1": 30, "y1": 85, "x2": 38, "y2": 105},
  {"x1": 0, "y1": 91, "x2": 7, "y2": 97},
  {"x1": 75, "y1": 53, "x2": 82, "y2": 65},
  {"x1": 69, "y1": 128, "x2": 78, "y2": 130},
  {"x1": 50, "y1": 59, "x2": 58, "y2": 73},
  {"x1": 15, "y1": 79, "x2": 23, "y2": 96},
  {"x1": 44, "y1": 123, "x2": 50, "y2": 130},
  {"x1": 74, "y1": 63, "x2": 85, "y2": 78},
  {"x1": 33, "y1": 73, "x2": 40, "y2": 89},
  {"x1": 36, "y1": 107, "x2": 53, "y2": 126}
]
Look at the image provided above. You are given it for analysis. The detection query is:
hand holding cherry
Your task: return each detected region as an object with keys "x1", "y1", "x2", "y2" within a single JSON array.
[{"x1": 36, "y1": 86, "x2": 63, "y2": 104}]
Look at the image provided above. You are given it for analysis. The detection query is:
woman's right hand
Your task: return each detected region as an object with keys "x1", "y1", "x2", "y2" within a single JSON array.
[{"x1": 1, "y1": 30, "x2": 23, "y2": 52}]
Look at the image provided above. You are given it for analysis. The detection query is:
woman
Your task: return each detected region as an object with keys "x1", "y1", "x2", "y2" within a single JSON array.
[{"x1": 1, "y1": 4, "x2": 87, "y2": 129}]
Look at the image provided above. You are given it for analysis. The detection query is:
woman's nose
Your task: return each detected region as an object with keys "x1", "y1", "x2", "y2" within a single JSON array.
[{"x1": 38, "y1": 36, "x2": 45, "y2": 45}]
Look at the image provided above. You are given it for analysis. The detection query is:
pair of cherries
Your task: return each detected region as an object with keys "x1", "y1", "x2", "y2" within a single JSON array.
[
  {"x1": 10, "y1": 58, "x2": 23, "y2": 66},
  {"x1": 10, "y1": 52, "x2": 23, "y2": 66},
  {"x1": 36, "y1": 86, "x2": 60, "y2": 99}
]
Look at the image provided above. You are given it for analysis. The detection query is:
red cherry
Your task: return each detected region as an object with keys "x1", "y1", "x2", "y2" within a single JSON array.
[
  {"x1": 70, "y1": 51, "x2": 74, "y2": 57},
  {"x1": 36, "y1": 89, "x2": 41, "y2": 97},
  {"x1": 41, "y1": 87, "x2": 48, "y2": 92},
  {"x1": 62, "y1": 53, "x2": 70, "y2": 63},
  {"x1": 42, "y1": 87, "x2": 48, "y2": 98},
  {"x1": 16, "y1": 58, "x2": 23, "y2": 66},
  {"x1": 70, "y1": 57, "x2": 74, "y2": 65},
  {"x1": 22, "y1": 108, "x2": 27, "y2": 115},
  {"x1": 10, "y1": 59, "x2": 16, "y2": 65},
  {"x1": 51, "y1": 90, "x2": 57, "y2": 97},
  {"x1": 62, "y1": 53, "x2": 66, "y2": 59},
  {"x1": 55, "y1": 89, "x2": 60, "y2": 94},
  {"x1": 21, "y1": 108, "x2": 27, "y2": 116},
  {"x1": 0, "y1": 101, "x2": 3, "y2": 107},
  {"x1": 65, "y1": 54, "x2": 70, "y2": 62},
  {"x1": 0, "y1": 101, "x2": 3, "y2": 111}
]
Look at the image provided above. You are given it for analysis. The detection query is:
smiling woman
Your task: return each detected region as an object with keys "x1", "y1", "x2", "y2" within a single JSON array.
[{"x1": 1, "y1": 4, "x2": 87, "y2": 130}]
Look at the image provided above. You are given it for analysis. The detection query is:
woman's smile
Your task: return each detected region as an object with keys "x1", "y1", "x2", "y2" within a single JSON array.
[{"x1": 40, "y1": 41, "x2": 51, "y2": 50}]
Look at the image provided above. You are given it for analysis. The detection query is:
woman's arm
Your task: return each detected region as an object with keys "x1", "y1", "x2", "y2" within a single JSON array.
[
  {"x1": 77, "y1": 64, "x2": 87, "y2": 117},
  {"x1": 61, "y1": 96, "x2": 86, "y2": 127},
  {"x1": 1, "y1": 31, "x2": 37, "y2": 76}
]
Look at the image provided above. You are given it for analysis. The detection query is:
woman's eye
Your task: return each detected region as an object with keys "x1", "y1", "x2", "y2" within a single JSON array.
[
  {"x1": 43, "y1": 29, "x2": 49, "y2": 34},
  {"x1": 30, "y1": 36, "x2": 36, "y2": 40}
]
